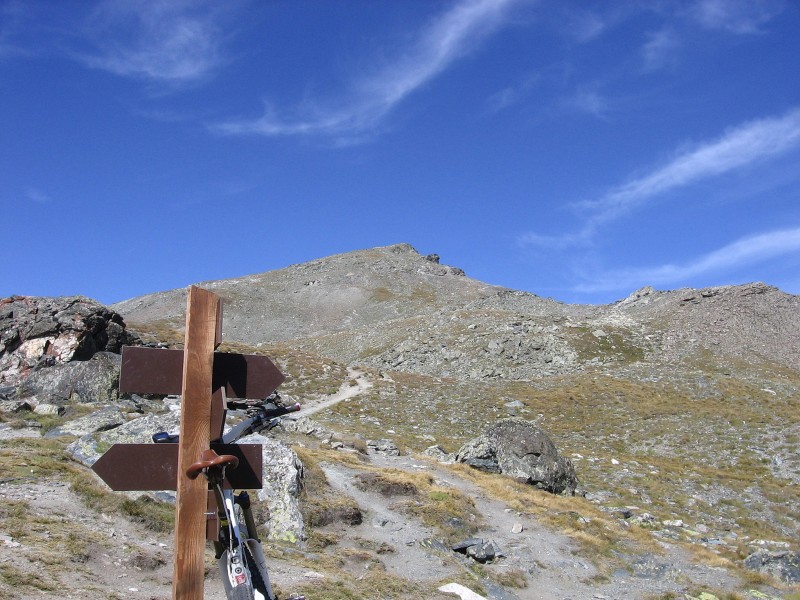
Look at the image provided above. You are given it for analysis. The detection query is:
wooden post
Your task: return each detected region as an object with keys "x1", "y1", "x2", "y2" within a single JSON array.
[{"x1": 172, "y1": 286, "x2": 221, "y2": 600}]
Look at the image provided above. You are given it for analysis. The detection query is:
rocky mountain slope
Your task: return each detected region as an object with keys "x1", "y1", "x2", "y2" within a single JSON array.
[
  {"x1": 2, "y1": 243, "x2": 799, "y2": 600},
  {"x1": 113, "y1": 243, "x2": 800, "y2": 380}
]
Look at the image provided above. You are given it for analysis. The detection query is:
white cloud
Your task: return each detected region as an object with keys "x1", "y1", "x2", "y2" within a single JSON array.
[
  {"x1": 574, "y1": 227, "x2": 800, "y2": 293},
  {"x1": 486, "y1": 72, "x2": 540, "y2": 113},
  {"x1": 690, "y1": 0, "x2": 784, "y2": 34},
  {"x1": 0, "y1": 1, "x2": 33, "y2": 59},
  {"x1": 642, "y1": 28, "x2": 680, "y2": 71},
  {"x1": 562, "y1": 9, "x2": 607, "y2": 43},
  {"x1": 78, "y1": 0, "x2": 229, "y2": 85},
  {"x1": 585, "y1": 107, "x2": 800, "y2": 215},
  {"x1": 214, "y1": 0, "x2": 524, "y2": 140},
  {"x1": 566, "y1": 89, "x2": 609, "y2": 118},
  {"x1": 520, "y1": 107, "x2": 800, "y2": 248}
]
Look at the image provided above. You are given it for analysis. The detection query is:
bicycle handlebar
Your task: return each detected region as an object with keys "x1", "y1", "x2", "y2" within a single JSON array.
[
  {"x1": 152, "y1": 398, "x2": 302, "y2": 445},
  {"x1": 260, "y1": 401, "x2": 301, "y2": 419}
]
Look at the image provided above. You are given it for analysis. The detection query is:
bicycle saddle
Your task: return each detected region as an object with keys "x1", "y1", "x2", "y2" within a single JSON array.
[{"x1": 186, "y1": 449, "x2": 239, "y2": 480}]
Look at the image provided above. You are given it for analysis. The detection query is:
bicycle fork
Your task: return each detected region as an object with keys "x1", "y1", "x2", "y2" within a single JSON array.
[
  {"x1": 212, "y1": 487, "x2": 275, "y2": 600},
  {"x1": 212, "y1": 485, "x2": 252, "y2": 589}
]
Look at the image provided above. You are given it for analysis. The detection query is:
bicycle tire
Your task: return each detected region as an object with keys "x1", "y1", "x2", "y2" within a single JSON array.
[
  {"x1": 221, "y1": 516, "x2": 273, "y2": 599},
  {"x1": 229, "y1": 583, "x2": 255, "y2": 600},
  {"x1": 235, "y1": 500, "x2": 275, "y2": 600},
  {"x1": 243, "y1": 542, "x2": 269, "y2": 598}
]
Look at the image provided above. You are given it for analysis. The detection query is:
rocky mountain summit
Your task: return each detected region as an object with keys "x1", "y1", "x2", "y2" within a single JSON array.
[
  {"x1": 114, "y1": 244, "x2": 800, "y2": 381},
  {"x1": 1, "y1": 243, "x2": 799, "y2": 600}
]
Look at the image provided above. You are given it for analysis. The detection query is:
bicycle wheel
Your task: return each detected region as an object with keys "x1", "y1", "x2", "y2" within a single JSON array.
[
  {"x1": 228, "y1": 583, "x2": 255, "y2": 600},
  {"x1": 243, "y1": 542, "x2": 268, "y2": 596}
]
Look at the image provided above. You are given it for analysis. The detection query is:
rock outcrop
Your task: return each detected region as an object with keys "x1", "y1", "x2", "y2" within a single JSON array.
[{"x1": 0, "y1": 295, "x2": 138, "y2": 396}]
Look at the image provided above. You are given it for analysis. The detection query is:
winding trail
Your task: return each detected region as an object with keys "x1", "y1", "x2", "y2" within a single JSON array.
[{"x1": 301, "y1": 367, "x2": 373, "y2": 417}]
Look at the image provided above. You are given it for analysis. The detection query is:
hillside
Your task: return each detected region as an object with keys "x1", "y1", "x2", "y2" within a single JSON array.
[{"x1": 2, "y1": 243, "x2": 799, "y2": 599}]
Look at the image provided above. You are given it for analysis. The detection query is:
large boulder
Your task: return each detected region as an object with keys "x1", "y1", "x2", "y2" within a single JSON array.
[
  {"x1": 67, "y1": 409, "x2": 181, "y2": 466},
  {"x1": 744, "y1": 549, "x2": 800, "y2": 584},
  {"x1": 67, "y1": 409, "x2": 306, "y2": 543},
  {"x1": 45, "y1": 406, "x2": 127, "y2": 439},
  {"x1": 455, "y1": 418, "x2": 578, "y2": 495},
  {"x1": 244, "y1": 433, "x2": 305, "y2": 543},
  {"x1": 18, "y1": 351, "x2": 122, "y2": 404},
  {"x1": 0, "y1": 295, "x2": 138, "y2": 391}
]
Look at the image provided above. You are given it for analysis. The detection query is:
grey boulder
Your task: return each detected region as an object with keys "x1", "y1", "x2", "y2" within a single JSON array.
[{"x1": 455, "y1": 418, "x2": 578, "y2": 495}]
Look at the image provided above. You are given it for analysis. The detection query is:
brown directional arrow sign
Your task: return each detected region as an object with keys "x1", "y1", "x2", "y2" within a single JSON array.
[
  {"x1": 119, "y1": 346, "x2": 285, "y2": 399},
  {"x1": 91, "y1": 443, "x2": 263, "y2": 491},
  {"x1": 119, "y1": 345, "x2": 284, "y2": 441}
]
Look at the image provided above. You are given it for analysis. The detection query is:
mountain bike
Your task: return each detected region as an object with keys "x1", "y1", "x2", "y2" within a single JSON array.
[{"x1": 155, "y1": 393, "x2": 302, "y2": 600}]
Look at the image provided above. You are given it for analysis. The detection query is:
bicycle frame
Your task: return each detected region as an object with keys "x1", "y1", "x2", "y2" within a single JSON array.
[
  {"x1": 174, "y1": 396, "x2": 301, "y2": 600},
  {"x1": 213, "y1": 413, "x2": 280, "y2": 600}
]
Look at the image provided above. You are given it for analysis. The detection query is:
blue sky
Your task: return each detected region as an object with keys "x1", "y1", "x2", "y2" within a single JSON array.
[{"x1": 2, "y1": 0, "x2": 799, "y2": 306}]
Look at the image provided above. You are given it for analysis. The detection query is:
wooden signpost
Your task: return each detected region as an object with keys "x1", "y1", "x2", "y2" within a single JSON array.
[{"x1": 91, "y1": 286, "x2": 285, "y2": 600}]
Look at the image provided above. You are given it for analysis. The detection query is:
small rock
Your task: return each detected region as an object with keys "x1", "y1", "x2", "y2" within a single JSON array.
[
  {"x1": 366, "y1": 438, "x2": 399, "y2": 456},
  {"x1": 452, "y1": 538, "x2": 484, "y2": 553},
  {"x1": 418, "y1": 538, "x2": 449, "y2": 553},
  {"x1": 303, "y1": 571, "x2": 325, "y2": 579},
  {"x1": 0, "y1": 400, "x2": 33, "y2": 413},
  {"x1": 511, "y1": 523, "x2": 523, "y2": 534},
  {"x1": 33, "y1": 402, "x2": 64, "y2": 415},
  {"x1": 466, "y1": 542, "x2": 493, "y2": 563},
  {"x1": 663, "y1": 519, "x2": 685, "y2": 528},
  {"x1": 424, "y1": 444, "x2": 454, "y2": 463},
  {"x1": 438, "y1": 582, "x2": 487, "y2": 600}
]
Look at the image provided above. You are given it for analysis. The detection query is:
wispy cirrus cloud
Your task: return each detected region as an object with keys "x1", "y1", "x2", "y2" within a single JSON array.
[
  {"x1": 519, "y1": 107, "x2": 800, "y2": 249},
  {"x1": 574, "y1": 226, "x2": 800, "y2": 293},
  {"x1": 690, "y1": 0, "x2": 785, "y2": 34},
  {"x1": 486, "y1": 72, "x2": 540, "y2": 113},
  {"x1": 642, "y1": 28, "x2": 680, "y2": 71},
  {"x1": 25, "y1": 187, "x2": 51, "y2": 204},
  {"x1": 214, "y1": 0, "x2": 525, "y2": 140},
  {"x1": 565, "y1": 88, "x2": 610, "y2": 118},
  {"x1": 77, "y1": 0, "x2": 231, "y2": 85},
  {"x1": 0, "y1": 1, "x2": 35, "y2": 60}
]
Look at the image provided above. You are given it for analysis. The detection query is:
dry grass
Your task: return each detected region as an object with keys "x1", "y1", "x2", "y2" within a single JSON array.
[
  {"x1": 127, "y1": 318, "x2": 184, "y2": 347},
  {"x1": 0, "y1": 437, "x2": 174, "y2": 533},
  {"x1": 453, "y1": 459, "x2": 654, "y2": 552},
  {"x1": 284, "y1": 571, "x2": 435, "y2": 600},
  {"x1": 311, "y1": 360, "x2": 799, "y2": 555},
  {"x1": 294, "y1": 446, "x2": 363, "y2": 530}
]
